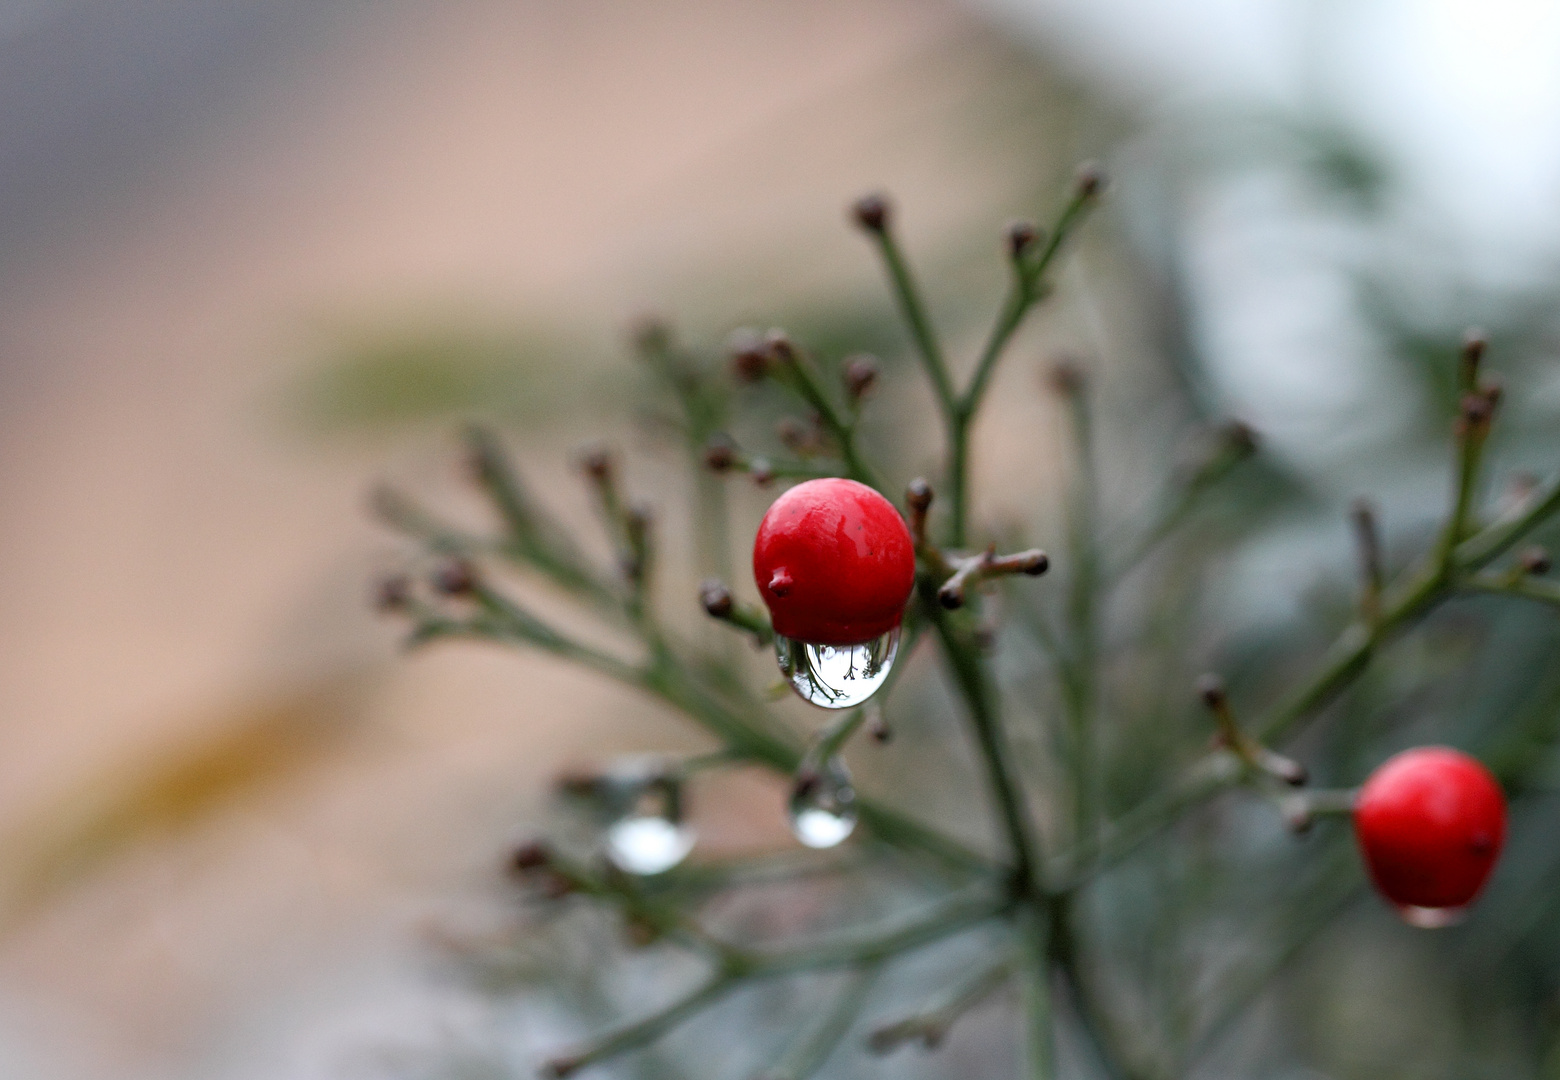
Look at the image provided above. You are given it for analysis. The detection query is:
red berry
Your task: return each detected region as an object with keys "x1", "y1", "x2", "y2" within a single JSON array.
[
  {"x1": 752, "y1": 478, "x2": 915, "y2": 646},
  {"x1": 1354, "y1": 747, "x2": 1506, "y2": 919}
]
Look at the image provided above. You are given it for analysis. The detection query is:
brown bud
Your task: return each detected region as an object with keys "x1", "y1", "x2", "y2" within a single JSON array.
[
  {"x1": 579, "y1": 444, "x2": 613, "y2": 481},
  {"x1": 727, "y1": 327, "x2": 769, "y2": 382},
  {"x1": 906, "y1": 478, "x2": 934, "y2": 513},
  {"x1": 703, "y1": 436, "x2": 736, "y2": 472},
  {"x1": 374, "y1": 574, "x2": 411, "y2": 612},
  {"x1": 1459, "y1": 390, "x2": 1493, "y2": 428},
  {"x1": 1519, "y1": 546, "x2": 1552, "y2": 576},
  {"x1": 851, "y1": 193, "x2": 890, "y2": 233},
  {"x1": 763, "y1": 328, "x2": 797, "y2": 365},
  {"x1": 509, "y1": 840, "x2": 552, "y2": 873},
  {"x1": 1196, "y1": 673, "x2": 1227, "y2": 709},
  {"x1": 554, "y1": 770, "x2": 599, "y2": 797},
  {"x1": 1073, "y1": 161, "x2": 1106, "y2": 199},
  {"x1": 842, "y1": 353, "x2": 880, "y2": 401},
  {"x1": 541, "y1": 1057, "x2": 580, "y2": 1079},
  {"x1": 1223, "y1": 420, "x2": 1259, "y2": 455},
  {"x1": 1046, "y1": 356, "x2": 1087, "y2": 397},
  {"x1": 866, "y1": 703, "x2": 892, "y2": 744},
  {"x1": 1018, "y1": 551, "x2": 1049, "y2": 576},
  {"x1": 1460, "y1": 328, "x2": 1488, "y2": 384},
  {"x1": 432, "y1": 558, "x2": 476, "y2": 596},
  {"x1": 699, "y1": 579, "x2": 734, "y2": 618},
  {"x1": 776, "y1": 416, "x2": 808, "y2": 451},
  {"x1": 749, "y1": 457, "x2": 775, "y2": 486},
  {"x1": 1006, "y1": 220, "x2": 1039, "y2": 258}
]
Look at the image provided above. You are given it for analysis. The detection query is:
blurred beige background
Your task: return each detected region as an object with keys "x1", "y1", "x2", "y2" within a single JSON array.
[{"x1": 0, "y1": 3, "x2": 1102, "y2": 1075}]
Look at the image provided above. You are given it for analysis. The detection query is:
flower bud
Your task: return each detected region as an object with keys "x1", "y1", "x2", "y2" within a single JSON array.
[
  {"x1": 703, "y1": 435, "x2": 736, "y2": 472},
  {"x1": 374, "y1": 574, "x2": 411, "y2": 612},
  {"x1": 1196, "y1": 673, "x2": 1227, "y2": 710},
  {"x1": 509, "y1": 840, "x2": 552, "y2": 873},
  {"x1": 1519, "y1": 546, "x2": 1552, "y2": 576},
  {"x1": 579, "y1": 444, "x2": 613, "y2": 482},
  {"x1": 727, "y1": 327, "x2": 769, "y2": 382},
  {"x1": 851, "y1": 193, "x2": 890, "y2": 233},
  {"x1": 1074, "y1": 161, "x2": 1106, "y2": 199},
  {"x1": 1006, "y1": 220, "x2": 1039, "y2": 258},
  {"x1": 699, "y1": 579, "x2": 734, "y2": 618},
  {"x1": 842, "y1": 353, "x2": 880, "y2": 402},
  {"x1": 432, "y1": 558, "x2": 476, "y2": 596}
]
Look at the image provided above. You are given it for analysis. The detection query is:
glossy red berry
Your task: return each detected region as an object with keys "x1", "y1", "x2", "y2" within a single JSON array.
[
  {"x1": 752, "y1": 478, "x2": 915, "y2": 646},
  {"x1": 1354, "y1": 746, "x2": 1506, "y2": 923}
]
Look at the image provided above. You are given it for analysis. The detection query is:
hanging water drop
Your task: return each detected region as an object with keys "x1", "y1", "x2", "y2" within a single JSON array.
[
  {"x1": 605, "y1": 814, "x2": 695, "y2": 875},
  {"x1": 775, "y1": 627, "x2": 899, "y2": 710},
  {"x1": 596, "y1": 758, "x2": 695, "y2": 875},
  {"x1": 788, "y1": 755, "x2": 858, "y2": 848}
]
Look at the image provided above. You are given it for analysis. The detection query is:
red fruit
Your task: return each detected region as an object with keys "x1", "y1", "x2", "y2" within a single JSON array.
[
  {"x1": 1354, "y1": 747, "x2": 1506, "y2": 920},
  {"x1": 752, "y1": 478, "x2": 915, "y2": 646}
]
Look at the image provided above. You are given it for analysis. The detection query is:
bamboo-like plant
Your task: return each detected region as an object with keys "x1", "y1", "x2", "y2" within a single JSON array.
[{"x1": 372, "y1": 165, "x2": 1560, "y2": 1079}]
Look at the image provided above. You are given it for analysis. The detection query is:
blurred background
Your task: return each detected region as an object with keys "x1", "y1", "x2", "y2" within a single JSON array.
[{"x1": 1, "y1": 1, "x2": 1559, "y2": 1077}]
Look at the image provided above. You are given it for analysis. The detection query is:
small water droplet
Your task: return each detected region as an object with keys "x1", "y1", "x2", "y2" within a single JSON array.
[
  {"x1": 1396, "y1": 904, "x2": 1467, "y2": 929},
  {"x1": 605, "y1": 814, "x2": 695, "y2": 875},
  {"x1": 775, "y1": 627, "x2": 899, "y2": 709},
  {"x1": 788, "y1": 756, "x2": 858, "y2": 848}
]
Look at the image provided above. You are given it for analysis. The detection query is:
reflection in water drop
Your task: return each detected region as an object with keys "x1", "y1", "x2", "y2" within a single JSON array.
[
  {"x1": 1396, "y1": 904, "x2": 1467, "y2": 929},
  {"x1": 776, "y1": 628, "x2": 899, "y2": 709},
  {"x1": 606, "y1": 815, "x2": 695, "y2": 875},
  {"x1": 788, "y1": 756, "x2": 858, "y2": 848}
]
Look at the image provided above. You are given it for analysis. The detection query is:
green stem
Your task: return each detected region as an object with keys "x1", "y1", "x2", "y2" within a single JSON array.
[
  {"x1": 1463, "y1": 574, "x2": 1560, "y2": 609},
  {"x1": 869, "y1": 228, "x2": 958, "y2": 421},
  {"x1": 867, "y1": 957, "x2": 1015, "y2": 1052},
  {"x1": 958, "y1": 183, "x2": 1096, "y2": 424},
  {"x1": 775, "y1": 354, "x2": 883, "y2": 491},
  {"x1": 756, "y1": 965, "x2": 880, "y2": 1080},
  {"x1": 746, "y1": 891, "x2": 1010, "y2": 976},
  {"x1": 545, "y1": 970, "x2": 738, "y2": 1078},
  {"x1": 926, "y1": 596, "x2": 1045, "y2": 898},
  {"x1": 1455, "y1": 472, "x2": 1560, "y2": 569},
  {"x1": 1020, "y1": 902, "x2": 1055, "y2": 1080},
  {"x1": 1049, "y1": 896, "x2": 1131, "y2": 1080},
  {"x1": 1061, "y1": 374, "x2": 1100, "y2": 850}
]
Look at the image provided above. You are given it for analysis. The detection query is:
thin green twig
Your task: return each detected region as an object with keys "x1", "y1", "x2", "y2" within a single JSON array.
[{"x1": 756, "y1": 965, "x2": 880, "y2": 1080}]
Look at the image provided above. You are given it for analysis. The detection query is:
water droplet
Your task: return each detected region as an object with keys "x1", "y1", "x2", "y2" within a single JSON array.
[
  {"x1": 775, "y1": 628, "x2": 899, "y2": 709},
  {"x1": 788, "y1": 756, "x2": 858, "y2": 848},
  {"x1": 1396, "y1": 904, "x2": 1467, "y2": 929},
  {"x1": 605, "y1": 814, "x2": 695, "y2": 875}
]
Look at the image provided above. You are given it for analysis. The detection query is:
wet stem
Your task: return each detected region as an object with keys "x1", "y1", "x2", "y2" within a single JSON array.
[{"x1": 380, "y1": 171, "x2": 1560, "y2": 1080}]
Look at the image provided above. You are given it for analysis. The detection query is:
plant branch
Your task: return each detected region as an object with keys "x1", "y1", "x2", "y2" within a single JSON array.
[
  {"x1": 1020, "y1": 901, "x2": 1055, "y2": 1080},
  {"x1": 867, "y1": 957, "x2": 1014, "y2": 1053},
  {"x1": 1463, "y1": 574, "x2": 1560, "y2": 610},
  {"x1": 543, "y1": 969, "x2": 738, "y2": 1078},
  {"x1": 855, "y1": 198, "x2": 958, "y2": 422},
  {"x1": 926, "y1": 594, "x2": 1046, "y2": 898},
  {"x1": 756, "y1": 965, "x2": 880, "y2": 1080},
  {"x1": 959, "y1": 172, "x2": 1103, "y2": 424},
  {"x1": 744, "y1": 890, "x2": 1011, "y2": 976}
]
